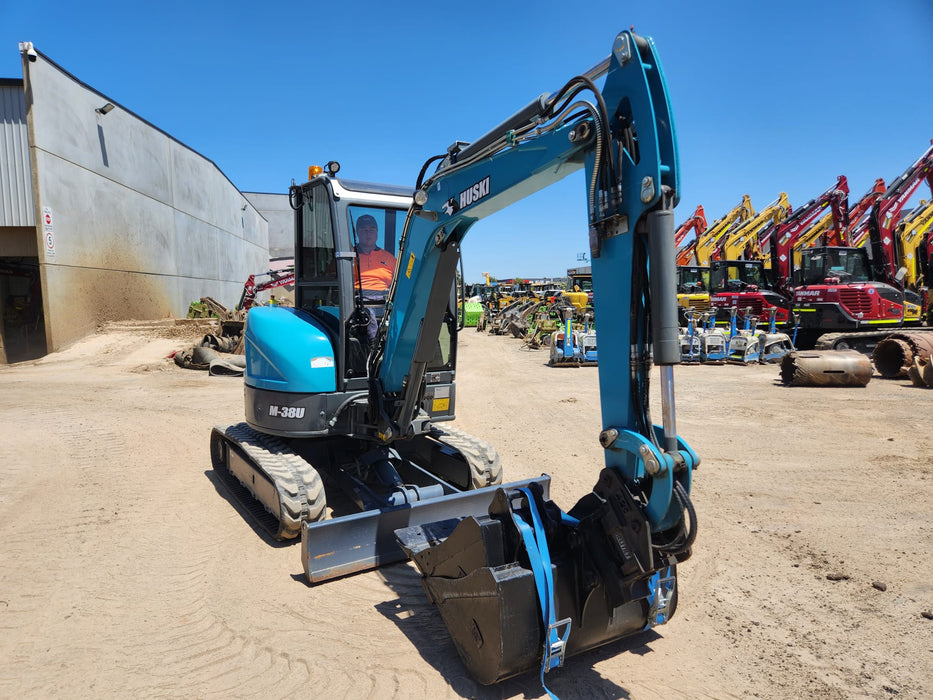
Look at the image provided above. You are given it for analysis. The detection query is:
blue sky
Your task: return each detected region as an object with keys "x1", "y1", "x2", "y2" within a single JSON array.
[{"x1": 3, "y1": 1, "x2": 931, "y2": 283}]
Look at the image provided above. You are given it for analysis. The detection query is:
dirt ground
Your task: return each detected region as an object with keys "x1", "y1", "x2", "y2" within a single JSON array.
[{"x1": 0, "y1": 320, "x2": 930, "y2": 699}]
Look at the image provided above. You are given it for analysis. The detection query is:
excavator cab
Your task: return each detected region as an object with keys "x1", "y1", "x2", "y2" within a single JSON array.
[
  {"x1": 795, "y1": 246, "x2": 871, "y2": 286},
  {"x1": 709, "y1": 259, "x2": 787, "y2": 325},
  {"x1": 211, "y1": 171, "x2": 514, "y2": 552},
  {"x1": 244, "y1": 174, "x2": 460, "y2": 439}
]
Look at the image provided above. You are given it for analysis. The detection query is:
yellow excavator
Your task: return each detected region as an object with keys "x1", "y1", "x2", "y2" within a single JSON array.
[
  {"x1": 561, "y1": 265, "x2": 593, "y2": 311},
  {"x1": 675, "y1": 195, "x2": 754, "y2": 321},
  {"x1": 791, "y1": 210, "x2": 841, "y2": 266},
  {"x1": 711, "y1": 192, "x2": 791, "y2": 266},
  {"x1": 676, "y1": 194, "x2": 755, "y2": 267},
  {"x1": 673, "y1": 206, "x2": 708, "y2": 318},
  {"x1": 896, "y1": 199, "x2": 933, "y2": 289}
]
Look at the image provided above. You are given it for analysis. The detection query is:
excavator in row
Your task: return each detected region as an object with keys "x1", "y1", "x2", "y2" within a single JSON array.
[
  {"x1": 675, "y1": 194, "x2": 754, "y2": 267},
  {"x1": 709, "y1": 177, "x2": 849, "y2": 330},
  {"x1": 865, "y1": 143, "x2": 933, "y2": 299},
  {"x1": 845, "y1": 178, "x2": 887, "y2": 248},
  {"x1": 209, "y1": 28, "x2": 698, "y2": 691},
  {"x1": 674, "y1": 205, "x2": 708, "y2": 321},
  {"x1": 710, "y1": 192, "x2": 791, "y2": 266},
  {"x1": 675, "y1": 195, "x2": 754, "y2": 321},
  {"x1": 787, "y1": 179, "x2": 881, "y2": 262},
  {"x1": 896, "y1": 199, "x2": 933, "y2": 295},
  {"x1": 783, "y1": 142, "x2": 933, "y2": 350}
]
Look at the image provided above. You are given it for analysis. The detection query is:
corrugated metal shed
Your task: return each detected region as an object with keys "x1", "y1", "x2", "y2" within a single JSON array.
[{"x1": 0, "y1": 79, "x2": 35, "y2": 227}]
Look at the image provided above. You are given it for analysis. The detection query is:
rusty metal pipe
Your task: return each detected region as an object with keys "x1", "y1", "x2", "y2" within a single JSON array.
[
  {"x1": 872, "y1": 333, "x2": 933, "y2": 379},
  {"x1": 780, "y1": 350, "x2": 872, "y2": 387}
]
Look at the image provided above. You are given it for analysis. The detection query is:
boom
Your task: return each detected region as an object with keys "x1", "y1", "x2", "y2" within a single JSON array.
[
  {"x1": 386, "y1": 29, "x2": 697, "y2": 688},
  {"x1": 712, "y1": 192, "x2": 791, "y2": 263},
  {"x1": 867, "y1": 141, "x2": 933, "y2": 287},
  {"x1": 677, "y1": 194, "x2": 754, "y2": 266},
  {"x1": 674, "y1": 204, "x2": 707, "y2": 249},
  {"x1": 374, "y1": 30, "x2": 680, "y2": 448},
  {"x1": 896, "y1": 199, "x2": 933, "y2": 289},
  {"x1": 793, "y1": 177, "x2": 872, "y2": 255},
  {"x1": 770, "y1": 176, "x2": 849, "y2": 294},
  {"x1": 847, "y1": 178, "x2": 887, "y2": 247}
]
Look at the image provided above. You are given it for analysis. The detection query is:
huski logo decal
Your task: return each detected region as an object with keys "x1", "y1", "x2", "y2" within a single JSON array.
[{"x1": 443, "y1": 176, "x2": 491, "y2": 216}]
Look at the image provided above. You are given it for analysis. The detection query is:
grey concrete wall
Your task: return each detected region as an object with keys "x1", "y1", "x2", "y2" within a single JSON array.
[
  {"x1": 243, "y1": 192, "x2": 293, "y2": 261},
  {"x1": 22, "y1": 47, "x2": 269, "y2": 352}
]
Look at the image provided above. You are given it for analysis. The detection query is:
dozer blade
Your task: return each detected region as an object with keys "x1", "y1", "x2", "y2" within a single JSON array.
[{"x1": 301, "y1": 475, "x2": 551, "y2": 583}]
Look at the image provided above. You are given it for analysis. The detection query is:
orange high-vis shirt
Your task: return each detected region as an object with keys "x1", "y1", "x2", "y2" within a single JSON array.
[{"x1": 357, "y1": 248, "x2": 396, "y2": 290}]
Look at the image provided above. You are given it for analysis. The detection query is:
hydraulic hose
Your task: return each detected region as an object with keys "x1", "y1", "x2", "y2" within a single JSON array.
[
  {"x1": 672, "y1": 480, "x2": 698, "y2": 551},
  {"x1": 288, "y1": 184, "x2": 304, "y2": 210},
  {"x1": 652, "y1": 480, "x2": 697, "y2": 560},
  {"x1": 630, "y1": 233, "x2": 653, "y2": 441}
]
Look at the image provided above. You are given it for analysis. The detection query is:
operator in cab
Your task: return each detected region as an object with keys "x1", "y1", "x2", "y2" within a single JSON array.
[
  {"x1": 354, "y1": 214, "x2": 396, "y2": 293},
  {"x1": 353, "y1": 213, "x2": 397, "y2": 340}
]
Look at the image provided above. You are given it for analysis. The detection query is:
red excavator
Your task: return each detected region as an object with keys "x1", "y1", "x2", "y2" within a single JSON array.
[
  {"x1": 866, "y1": 142, "x2": 933, "y2": 295},
  {"x1": 847, "y1": 178, "x2": 887, "y2": 247},
  {"x1": 792, "y1": 142, "x2": 933, "y2": 350},
  {"x1": 236, "y1": 267, "x2": 296, "y2": 311},
  {"x1": 674, "y1": 205, "x2": 710, "y2": 319},
  {"x1": 709, "y1": 176, "x2": 849, "y2": 329}
]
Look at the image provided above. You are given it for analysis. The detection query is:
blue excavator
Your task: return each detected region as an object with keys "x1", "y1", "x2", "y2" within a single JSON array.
[{"x1": 210, "y1": 28, "x2": 698, "y2": 690}]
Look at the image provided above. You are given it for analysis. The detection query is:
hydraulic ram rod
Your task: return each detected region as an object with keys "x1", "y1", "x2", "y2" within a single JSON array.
[{"x1": 647, "y1": 207, "x2": 681, "y2": 453}]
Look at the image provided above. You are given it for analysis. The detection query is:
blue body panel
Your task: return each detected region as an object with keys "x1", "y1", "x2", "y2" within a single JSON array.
[{"x1": 244, "y1": 306, "x2": 337, "y2": 393}]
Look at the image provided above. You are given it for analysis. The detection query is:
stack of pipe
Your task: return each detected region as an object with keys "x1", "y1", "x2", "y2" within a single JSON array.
[
  {"x1": 871, "y1": 333, "x2": 933, "y2": 379},
  {"x1": 907, "y1": 353, "x2": 933, "y2": 387}
]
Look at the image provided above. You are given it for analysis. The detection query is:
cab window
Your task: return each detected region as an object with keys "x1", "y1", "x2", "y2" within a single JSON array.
[
  {"x1": 297, "y1": 184, "x2": 339, "y2": 309},
  {"x1": 346, "y1": 207, "x2": 406, "y2": 294}
]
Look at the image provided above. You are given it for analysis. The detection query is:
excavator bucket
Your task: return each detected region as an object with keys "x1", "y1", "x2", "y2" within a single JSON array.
[{"x1": 396, "y1": 464, "x2": 692, "y2": 686}]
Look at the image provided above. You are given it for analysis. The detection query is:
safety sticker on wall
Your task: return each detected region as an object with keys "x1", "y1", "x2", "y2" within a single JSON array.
[
  {"x1": 405, "y1": 252, "x2": 415, "y2": 279},
  {"x1": 42, "y1": 206, "x2": 56, "y2": 257}
]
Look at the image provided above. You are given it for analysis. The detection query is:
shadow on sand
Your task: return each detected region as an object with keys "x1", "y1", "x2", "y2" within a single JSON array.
[{"x1": 369, "y1": 560, "x2": 665, "y2": 699}]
